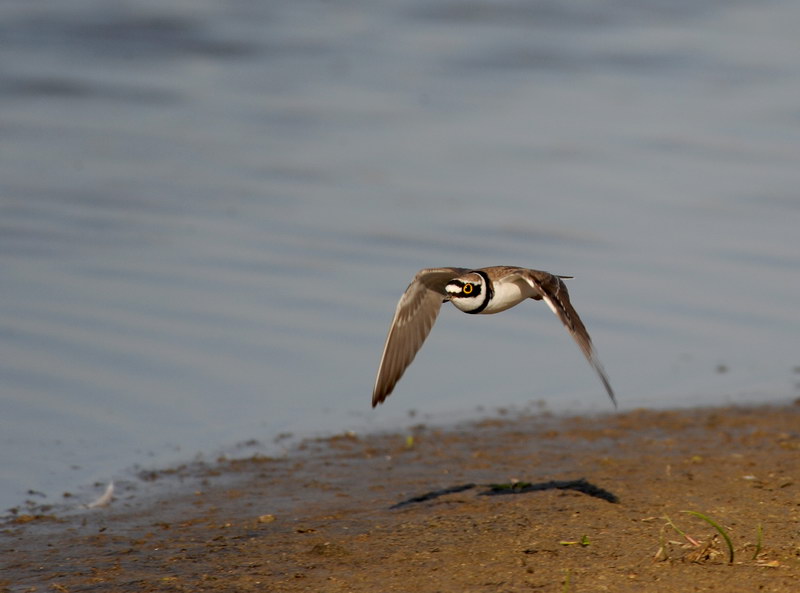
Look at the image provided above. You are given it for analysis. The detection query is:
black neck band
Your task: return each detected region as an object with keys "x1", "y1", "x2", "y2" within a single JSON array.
[{"x1": 467, "y1": 270, "x2": 493, "y2": 314}]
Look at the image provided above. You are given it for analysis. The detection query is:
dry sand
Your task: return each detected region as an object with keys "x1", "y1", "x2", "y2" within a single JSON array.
[{"x1": 3, "y1": 403, "x2": 800, "y2": 592}]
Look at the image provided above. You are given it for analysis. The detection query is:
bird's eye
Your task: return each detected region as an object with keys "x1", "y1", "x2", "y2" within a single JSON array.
[{"x1": 463, "y1": 284, "x2": 473, "y2": 295}]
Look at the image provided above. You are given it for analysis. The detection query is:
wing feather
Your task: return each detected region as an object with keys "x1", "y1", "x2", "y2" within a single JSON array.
[
  {"x1": 516, "y1": 269, "x2": 616, "y2": 407},
  {"x1": 372, "y1": 267, "x2": 468, "y2": 406}
]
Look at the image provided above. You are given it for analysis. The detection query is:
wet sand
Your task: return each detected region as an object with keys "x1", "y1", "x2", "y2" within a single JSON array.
[{"x1": 3, "y1": 403, "x2": 799, "y2": 592}]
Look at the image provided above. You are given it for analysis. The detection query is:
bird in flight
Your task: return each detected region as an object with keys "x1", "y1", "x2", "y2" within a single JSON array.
[{"x1": 372, "y1": 266, "x2": 615, "y2": 408}]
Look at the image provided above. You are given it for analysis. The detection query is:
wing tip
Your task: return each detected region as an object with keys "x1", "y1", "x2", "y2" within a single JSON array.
[
  {"x1": 372, "y1": 383, "x2": 393, "y2": 408},
  {"x1": 591, "y1": 358, "x2": 617, "y2": 409},
  {"x1": 606, "y1": 386, "x2": 618, "y2": 409}
]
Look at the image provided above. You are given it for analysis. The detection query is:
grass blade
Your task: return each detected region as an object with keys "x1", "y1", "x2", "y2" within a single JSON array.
[
  {"x1": 753, "y1": 523, "x2": 763, "y2": 561},
  {"x1": 561, "y1": 568, "x2": 571, "y2": 593},
  {"x1": 682, "y1": 510, "x2": 734, "y2": 564}
]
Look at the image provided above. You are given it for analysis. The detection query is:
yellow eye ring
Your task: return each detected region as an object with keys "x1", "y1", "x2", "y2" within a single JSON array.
[{"x1": 463, "y1": 284, "x2": 473, "y2": 295}]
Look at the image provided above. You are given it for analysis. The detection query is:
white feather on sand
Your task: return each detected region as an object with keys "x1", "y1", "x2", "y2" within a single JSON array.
[{"x1": 86, "y1": 481, "x2": 114, "y2": 509}]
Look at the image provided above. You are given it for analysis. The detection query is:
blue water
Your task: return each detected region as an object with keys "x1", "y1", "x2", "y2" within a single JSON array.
[{"x1": 2, "y1": 0, "x2": 799, "y2": 511}]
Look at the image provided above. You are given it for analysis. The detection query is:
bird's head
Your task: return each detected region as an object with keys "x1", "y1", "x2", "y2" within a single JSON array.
[{"x1": 445, "y1": 272, "x2": 485, "y2": 312}]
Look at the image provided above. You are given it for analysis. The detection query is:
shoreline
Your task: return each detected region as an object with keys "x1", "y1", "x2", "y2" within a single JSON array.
[{"x1": 3, "y1": 402, "x2": 799, "y2": 591}]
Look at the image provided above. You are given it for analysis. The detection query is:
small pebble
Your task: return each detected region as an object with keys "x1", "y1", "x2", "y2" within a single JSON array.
[{"x1": 258, "y1": 514, "x2": 276, "y2": 523}]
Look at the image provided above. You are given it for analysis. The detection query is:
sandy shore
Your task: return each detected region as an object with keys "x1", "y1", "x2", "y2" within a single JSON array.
[{"x1": 3, "y1": 403, "x2": 799, "y2": 592}]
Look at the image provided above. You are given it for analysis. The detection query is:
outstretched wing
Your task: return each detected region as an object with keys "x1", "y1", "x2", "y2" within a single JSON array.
[
  {"x1": 372, "y1": 267, "x2": 468, "y2": 407},
  {"x1": 512, "y1": 269, "x2": 616, "y2": 407}
]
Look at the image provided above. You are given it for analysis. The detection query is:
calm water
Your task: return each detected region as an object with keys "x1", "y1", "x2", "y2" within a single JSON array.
[{"x1": 1, "y1": 0, "x2": 799, "y2": 511}]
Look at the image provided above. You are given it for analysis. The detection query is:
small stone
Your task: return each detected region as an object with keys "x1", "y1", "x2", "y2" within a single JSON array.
[{"x1": 258, "y1": 514, "x2": 276, "y2": 523}]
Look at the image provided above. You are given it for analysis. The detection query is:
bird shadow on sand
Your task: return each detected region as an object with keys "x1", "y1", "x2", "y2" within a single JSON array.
[{"x1": 390, "y1": 478, "x2": 619, "y2": 510}]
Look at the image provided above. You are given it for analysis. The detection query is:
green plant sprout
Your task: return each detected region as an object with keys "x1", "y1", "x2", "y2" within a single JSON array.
[{"x1": 682, "y1": 510, "x2": 734, "y2": 564}]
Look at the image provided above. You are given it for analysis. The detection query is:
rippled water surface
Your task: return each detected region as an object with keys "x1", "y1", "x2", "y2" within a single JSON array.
[{"x1": 2, "y1": 0, "x2": 799, "y2": 510}]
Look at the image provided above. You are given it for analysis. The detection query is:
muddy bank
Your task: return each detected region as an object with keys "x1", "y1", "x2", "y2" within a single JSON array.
[{"x1": 2, "y1": 403, "x2": 799, "y2": 592}]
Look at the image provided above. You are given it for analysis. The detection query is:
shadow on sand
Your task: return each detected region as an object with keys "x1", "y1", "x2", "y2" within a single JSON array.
[{"x1": 390, "y1": 478, "x2": 618, "y2": 509}]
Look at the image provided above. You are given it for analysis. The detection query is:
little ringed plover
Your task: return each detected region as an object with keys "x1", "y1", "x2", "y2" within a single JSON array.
[{"x1": 372, "y1": 266, "x2": 615, "y2": 408}]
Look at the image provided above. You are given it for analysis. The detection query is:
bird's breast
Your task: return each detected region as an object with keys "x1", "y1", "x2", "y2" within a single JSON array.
[{"x1": 479, "y1": 279, "x2": 532, "y2": 314}]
